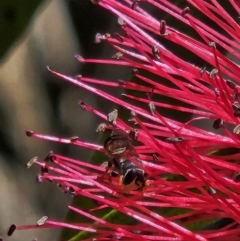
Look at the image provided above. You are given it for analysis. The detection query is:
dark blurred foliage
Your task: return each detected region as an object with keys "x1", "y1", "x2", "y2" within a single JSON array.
[{"x1": 0, "y1": 0, "x2": 44, "y2": 58}]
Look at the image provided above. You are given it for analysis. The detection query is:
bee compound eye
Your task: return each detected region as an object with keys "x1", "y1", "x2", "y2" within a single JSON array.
[
  {"x1": 123, "y1": 169, "x2": 136, "y2": 185},
  {"x1": 122, "y1": 168, "x2": 146, "y2": 191}
]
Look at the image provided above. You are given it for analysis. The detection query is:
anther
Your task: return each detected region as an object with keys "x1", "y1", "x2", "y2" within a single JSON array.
[
  {"x1": 132, "y1": 68, "x2": 139, "y2": 75},
  {"x1": 95, "y1": 33, "x2": 110, "y2": 43},
  {"x1": 41, "y1": 165, "x2": 49, "y2": 175},
  {"x1": 27, "y1": 156, "x2": 38, "y2": 168},
  {"x1": 207, "y1": 187, "x2": 216, "y2": 195},
  {"x1": 214, "y1": 88, "x2": 220, "y2": 97},
  {"x1": 233, "y1": 124, "x2": 240, "y2": 134},
  {"x1": 131, "y1": 111, "x2": 137, "y2": 117},
  {"x1": 128, "y1": 117, "x2": 137, "y2": 125},
  {"x1": 75, "y1": 55, "x2": 85, "y2": 63},
  {"x1": 225, "y1": 79, "x2": 236, "y2": 90},
  {"x1": 152, "y1": 153, "x2": 159, "y2": 162},
  {"x1": 213, "y1": 118, "x2": 223, "y2": 129},
  {"x1": 209, "y1": 69, "x2": 218, "y2": 78},
  {"x1": 26, "y1": 130, "x2": 34, "y2": 137},
  {"x1": 209, "y1": 42, "x2": 216, "y2": 48},
  {"x1": 108, "y1": 109, "x2": 118, "y2": 125},
  {"x1": 95, "y1": 33, "x2": 102, "y2": 44},
  {"x1": 152, "y1": 46, "x2": 160, "y2": 60},
  {"x1": 37, "y1": 216, "x2": 48, "y2": 226},
  {"x1": 96, "y1": 123, "x2": 107, "y2": 132},
  {"x1": 234, "y1": 172, "x2": 240, "y2": 182},
  {"x1": 112, "y1": 52, "x2": 123, "y2": 59},
  {"x1": 234, "y1": 108, "x2": 240, "y2": 117},
  {"x1": 181, "y1": 7, "x2": 190, "y2": 17},
  {"x1": 44, "y1": 151, "x2": 56, "y2": 162},
  {"x1": 118, "y1": 18, "x2": 125, "y2": 26},
  {"x1": 127, "y1": 129, "x2": 138, "y2": 141},
  {"x1": 131, "y1": 0, "x2": 139, "y2": 9},
  {"x1": 79, "y1": 100, "x2": 93, "y2": 111},
  {"x1": 67, "y1": 187, "x2": 76, "y2": 196},
  {"x1": 159, "y1": 20, "x2": 168, "y2": 36},
  {"x1": 165, "y1": 136, "x2": 184, "y2": 143},
  {"x1": 36, "y1": 174, "x2": 43, "y2": 183},
  {"x1": 8, "y1": 224, "x2": 16, "y2": 236},
  {"x1": 148, "y1": 102, "x2": 156, "y2": 115},
  {"x1": 118, "y1": 79, "x2": 127, "y2": 85},
  {"x1": 70, "y1": 136, "x2": 79, "y2": 143}
]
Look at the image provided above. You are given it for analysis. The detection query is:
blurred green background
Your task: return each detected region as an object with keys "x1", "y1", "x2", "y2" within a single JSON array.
[{"x1": 0, "y1": 0, "x2": 236, "y2": 241}]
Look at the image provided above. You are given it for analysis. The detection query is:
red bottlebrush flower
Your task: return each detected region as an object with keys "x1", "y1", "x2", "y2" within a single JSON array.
[{"x1": 9, "y1": 1, "x2": 240, "y2": 241}]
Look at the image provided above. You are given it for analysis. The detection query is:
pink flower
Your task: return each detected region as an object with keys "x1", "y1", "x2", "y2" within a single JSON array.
[{"x1": 8, "y1": 1, "x2": 240, "y2": 240}]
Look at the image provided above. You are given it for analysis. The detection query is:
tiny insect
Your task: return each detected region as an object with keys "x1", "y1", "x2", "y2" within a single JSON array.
[{"x1": 102, "y1": 131, "x2": 148, "y2": 192}]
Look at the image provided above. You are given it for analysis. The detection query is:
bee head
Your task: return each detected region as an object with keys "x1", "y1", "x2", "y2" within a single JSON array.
[{"x1": 121, "y1": 168, "x2": 147, "y2": 191}]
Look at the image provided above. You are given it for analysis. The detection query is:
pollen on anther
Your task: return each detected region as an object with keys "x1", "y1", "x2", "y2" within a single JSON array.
[
  {"x1": 112, "y1": 52, "x2": 123, "y2": 59},
  {"x1": 209, "y1": 42, "x2": 217, "y2": 48},
  {"x1": 95, "y1": 33, "x2": 102, "y2": 44},
  {"x1": 165, "y1": 137, "x2": 184, "y2": 143},
  {"x1": 37, "y1": 216, "x2": 48, "y2": 226},
  {"x1": 96, "y1": 123, "x2": 107, "y2": 132},
  {"x1": 27, "y1": 156, "x2": 38, "y2": 168},
  {"x1": 107, "y1": 109, "x2": 118, "y2": 124},
  {"x1": 148, "y1": 102, "x2": 156, "y2": 115},
  {"x1": 233, "y1": 124, "x2": 240, "y2": 134},
  {"x1": 118, "y1": 17, "x2": 125, "y2": 26},
  {"x1": 132, "y1": 68, "x2": 138, "y2": 75},
  {"x1": 75, "y1": 55, "x2": 85, "y2": 63},
  {"x1": 209, "y1": 69, "x2": 218, "y2": 78}
]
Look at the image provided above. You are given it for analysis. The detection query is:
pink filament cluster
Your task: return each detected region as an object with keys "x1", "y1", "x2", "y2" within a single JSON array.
[{"x1": 13, "y1": 0, "x2": 240, "y2": 241}]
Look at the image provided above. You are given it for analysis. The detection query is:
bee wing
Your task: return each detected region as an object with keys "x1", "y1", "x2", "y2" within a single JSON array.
[{"x1": 100, "y1": 161, "x2": 110, "y2": 169}]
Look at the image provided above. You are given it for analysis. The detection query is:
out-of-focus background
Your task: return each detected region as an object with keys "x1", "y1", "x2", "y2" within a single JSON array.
[
  {"x1": 0, "y1": 1, "x2": 235, "y2": 240},
  {"x1": 0, "y1": 0, "x2": 124, "y2": 240}
]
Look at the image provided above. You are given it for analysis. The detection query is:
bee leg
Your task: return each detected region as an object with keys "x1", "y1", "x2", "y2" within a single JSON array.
[
  {"x1": 107, "y1": 170, "x2": 113, "y2": 183},
  {"x1": 119, "y1": 175, "x2": 124, "y2": 188},
  {"x1": 102, "y1": 168, "x2": 113, "y2": 183},
  {"x1": 142, "y1": 180, "x2": 150, "y2": 193},
  {"x1": 100, "y1": 161, "x2": 113, "y2": 181}
]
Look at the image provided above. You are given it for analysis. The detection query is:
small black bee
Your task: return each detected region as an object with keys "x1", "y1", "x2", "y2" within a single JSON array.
[{"x1": 102, "y1": 131, "x2": 148, "y2": 192}]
